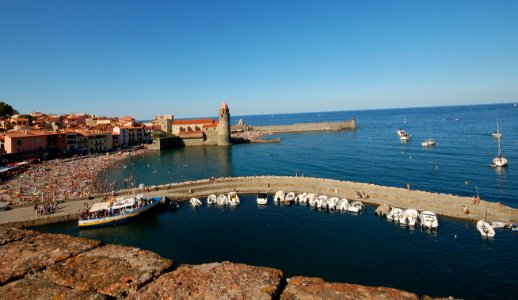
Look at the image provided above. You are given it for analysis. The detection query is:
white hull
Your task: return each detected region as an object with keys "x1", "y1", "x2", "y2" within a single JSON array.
[
  {"x1": 419, "y1": 211, "x2": 439, "y2": 229},
  {"x1": 257, "y1": 193, "x2": 268, "y2": 205},
  {"x1": 387, "y1": 207, "x2": 403, "y2": 222},
  {"x1": 337, "y1": 198, "x2": 349, "y2": 211},
  {"x1": 285, "y1": 192, "x2": 296, "y2": 204},
  {"x1": 477, "y1": 220, "x2": 496, "y2": 237},
  {"x1": 490, "y1": 221, "x2": 506, "y2": 229},
  {"x1": 347, "y1": 201, "x2": 364, "y2": 213},
  {"x1": 421, "y1": 139, "x2": 436, "y2": 147},
  {"x1": 217, "y1": 195, "x2": 227, "y2": 206},
  {"x1": 492, "y1": 157, "x2": 508, "y2": 167},
  {"x1": 228, "y1": 192, "x2": 240, "y2": 206},
  {"x1": 189, "y1": 197, "x2": 202, "y2": 207},
  {"x1": 274, "y1": 191, "x2": 285, "y2": 203},
  {"x1": 297, "y1": 193, "x2": 308, "y2": 204},
  {"x1": 207, "y1": 194, "x2": 217, "y2": 205},
  {"x1": 399, "y1": 209, "x2": 419, "y2": 226}
]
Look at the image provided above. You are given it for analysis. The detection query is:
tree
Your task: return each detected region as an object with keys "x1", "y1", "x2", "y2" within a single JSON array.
[{"x1": 0, "y1": 102, "x2": 18, "y2": 117}]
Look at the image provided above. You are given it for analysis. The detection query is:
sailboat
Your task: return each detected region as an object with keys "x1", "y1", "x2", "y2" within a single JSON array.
[
  {"x1": 492, "y1": 122, "x2": 508, "y2": 167},
  {"x1": 422, "y1": 128, "x2": 436, "y2": 147},
  {"x1": 492, "y1": 121, "x2": 502, "y2": 139}
]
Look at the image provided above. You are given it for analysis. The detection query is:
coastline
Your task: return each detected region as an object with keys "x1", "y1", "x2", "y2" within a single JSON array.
[{"x1": 1, "y1": 175, "x2": 516, "y2": 228}]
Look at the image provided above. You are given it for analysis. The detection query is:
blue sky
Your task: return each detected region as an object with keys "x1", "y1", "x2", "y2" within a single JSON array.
[{"x1": 1, "y1": 0, "x2": 517, "y2": 119}]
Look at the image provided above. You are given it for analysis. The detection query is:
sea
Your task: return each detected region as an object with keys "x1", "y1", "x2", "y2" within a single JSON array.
[{"x1": 36, "y1": 103, "x2": 518, "y2": 299}]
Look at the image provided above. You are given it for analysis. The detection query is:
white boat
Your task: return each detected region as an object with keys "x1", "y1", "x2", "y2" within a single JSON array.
[
  {"x1": 490, "y1": 221, "x2": 506, "y2": 229},
  {"x1": 492, "y1": 122, "x2": 508, "y2": 167},
  {"x1": 421, "y1": 139, "x2": 436, "y2": 147},
  {"x1": 274, "y1": 191, "x2": 285, "y2": 203},
  {"x1": 78, "y1": 195, "x2": 160, "y2": 228},
  {"x1": 228, "y1": 192, "x2": 240, "y2": 206},
  {"x1": 328, "y1": 197, "x2": 339, "y2": 211},
  {"x1": 399, "y1": 209, "x2": 419, "y2": 226},
  {"x1": 216, "y1": 195, "x2": 227, "y2": 206},
  {"x1": 297, "y1": 193, "x2": 308, "y2": 205},
  {"x1": 189, "y1": 197, "x2": 202, "y2": 207},
  {"x1": 337, "y1": 198, "x2": 349, "y2": 211},
  {"x1": 387, "y1": 207, "x2": 403, "y2": 222},
  {"x1": 257, "y1": 192, "x2": 268, "y2": 205},
  {"x1": 347, "y1": 201, "x2": 364, "y2": 213},
  {"x1": 316, "y1": 195, "x2": 328, "y2": 209},
  {"x1": 285, "y1": 192, "x2": 296, "y2": 205},
  {"x1": 400, "y1": 133, "x2": 411, "y2": 141},
  {"x1": 477, "y1": 220, "x2": 496, "y2": 237},
  {"x1": 419, "y1": 211, "x2": 439, "y2": 230},
  {"x1": 307, "y1": 193, "x2": 317, "y2": 207},
  {"x1": 207, "y1": 194, "x2": 217, "y2": 205},
  {"x1": 397, "y1": 129, "x2": 406, "y2": 137}
]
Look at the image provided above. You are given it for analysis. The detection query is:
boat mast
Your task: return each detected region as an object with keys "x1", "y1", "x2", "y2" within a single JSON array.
[{"x1": 497, "y1": 121, "x2": 502, "y2": 157}]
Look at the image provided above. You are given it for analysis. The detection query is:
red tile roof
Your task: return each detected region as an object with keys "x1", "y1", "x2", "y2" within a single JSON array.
[{"x1": 173, "y1": 118, "x2": 215, "y2": 126}]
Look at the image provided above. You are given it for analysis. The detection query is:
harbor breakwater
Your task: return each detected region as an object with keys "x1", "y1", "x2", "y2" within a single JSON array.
[
  {"x1": 1, "y1": 176, "x2": 517, "y2": 229},
  {"x1": 0, "y1": 227, "x2": 426, "y2": 299},
  {"x1": 250, "y1": 118, "x2": 356, "y2": 134}
]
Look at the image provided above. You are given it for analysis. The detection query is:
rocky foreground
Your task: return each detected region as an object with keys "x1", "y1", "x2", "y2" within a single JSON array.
[{"x1": 0, "y1": 228, "x2": 445, "y2": 299}]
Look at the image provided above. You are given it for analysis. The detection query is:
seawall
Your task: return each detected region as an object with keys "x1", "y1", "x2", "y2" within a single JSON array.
[
  {"x1": 1, "y1": 176, "x2": 517, "y2": 228},
  {"x1": 0, "y1": 228, "x2": 426, "y2": 299},
  {"x1": 250, "y1": 118, "x2": 356, "y2": 134}
]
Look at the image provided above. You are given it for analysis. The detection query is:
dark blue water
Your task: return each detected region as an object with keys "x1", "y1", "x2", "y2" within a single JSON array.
[{"x1": 36, "y1": 103, "x2": 518, "y2": 299}]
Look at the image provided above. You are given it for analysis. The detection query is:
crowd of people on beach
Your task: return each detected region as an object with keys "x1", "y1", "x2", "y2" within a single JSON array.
[{"x1": 0, "y1": 148, "x2": 149, "y2": 206}]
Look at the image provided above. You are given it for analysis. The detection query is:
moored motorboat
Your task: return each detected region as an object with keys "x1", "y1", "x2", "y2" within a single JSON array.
[
  {"x1": 207, "y1": 194, "x2": 217, "y2": 205},
  {"x1": 399, "y1": 209, "x2": 419, "y2": 226},
  {"x1": 347, "y1": 201, "x2": 364, "y2": 213},
  {"x1": 490, "y1": 221, "x2": 506, "y2": 229},
  {"x1": 285, "y1": 192, "x2": 296, "y2": 205},
  {"x1": 169, "y1": 199, "x2": 180, "y2": 211},
  {"x1": 297, "y1": 193, "x2": 308, "y2": 205},
  {"x1": 228, "y1": 192, "x2": 240, "y2": 206},
  {"x1": 400, "y1": 133, "x2": 412, "y2": 141},
  {"x1": 190, "y1": 197, "x2": 202, "y2": 207},
  {"x1": 328, "y1": 197, "x2": 339, "y2": 211},
  {"x1": 217, "y1": 195, "x2": 227, "y2": 206},
  {"x1": 337, "y1": 198, "x2": 349, "y2": 211},
  {"x1": 477, "y1": 220, "x2": 496, "y2": 237},
  {"x1": 257, "y1": 192, "x2": 268, "y2": 205},
  {"x1": 274, "y1": 191, "x2": 285, "y2": 204},
  {"x1": 419, "y1": 211, "x2": 439, "y2": 230},
  {"x1": 307, "y1": 193, "x2": 317, "y2": 207},
  {"x1": 387, "y1": 207, "x2": 403, "y2": 222},
  {"x1": 397, "y1": 129, "x2": 407, "y2": 137},
  {"x1": 78, "y1": 195, "x2": 161, "y2": 228}
]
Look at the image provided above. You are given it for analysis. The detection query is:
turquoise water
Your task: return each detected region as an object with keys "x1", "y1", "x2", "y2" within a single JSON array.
[{"x1": 36, "y1": 103, "x2": 518, "y2": 299}]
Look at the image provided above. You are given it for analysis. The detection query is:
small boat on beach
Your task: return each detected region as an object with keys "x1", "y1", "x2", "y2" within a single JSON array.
[
  {"x1": 190, "y1": 197, "x2": 202, "y2": 207},
  {"x1": 477, "y1": 220, "x2": 496, "y2": 237},
  {"x1": 228, "y1": 192, "x2": 240, "y2": 206},
  {"x1": 257, "y1": 192, "x2": 268, "y2": 205},
  {"x1": 347, "y1": 201, "x2": 364, "y2": 213},
  {"x1": 419, "y1": 211, "x2": 439, "y2": 230},
  {"x1": 274, "y1": 191, "x2": 285, "y2": 204},
  {"x1": 78, "y1": 195, "x2": 161, "y2": 228}
]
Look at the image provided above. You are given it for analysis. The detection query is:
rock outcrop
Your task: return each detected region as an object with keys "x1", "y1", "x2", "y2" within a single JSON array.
[
  {"x1": 0, "y1": 228, "x2": 439, "y2": 299},
  {"x1": 0, "y1": 232, "x2": 100, "y2": 285},
  {"x1": 36, "y1": 244, "x2": 173, "y2": 298},
  {"x1": 281, "y1": 276, "x2": 419, "y2": 300},
  {"x1": 134, "y1": 261, "x2": 284, "y2": 299}
]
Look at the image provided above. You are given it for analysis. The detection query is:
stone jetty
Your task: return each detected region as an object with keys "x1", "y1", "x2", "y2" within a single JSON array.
[
  {"x1": 1, "y1": 176, "x2": 516, "y2": 229},
  {"x1": 0, "y1": 228, "x2": 427, "y2": 299},
  {"x1": 251, "y1": 118, "x2": 356, "y2": 134}
]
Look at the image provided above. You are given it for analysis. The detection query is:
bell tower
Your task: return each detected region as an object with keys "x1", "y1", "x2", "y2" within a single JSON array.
[{"x1": 217, "y1": 102, "x2": 231, "y2": 146}]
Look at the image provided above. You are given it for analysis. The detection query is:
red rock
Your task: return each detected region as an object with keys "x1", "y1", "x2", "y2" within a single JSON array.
[
  {"x1": 39, "y1": 244, "x2": 173, "y2": 298},
  {"x1": 0, "y1": 278, "x2": 108, "y2": 300},
  {"x1": 134, "y1": 261, "x2": 284, "y2": 300},
  {"x1": 0, "y1": 233, "x2": 100, "y2": 285},
  {"x1": 0, "y1": 228, "x2": 38, "y2": 246},
  {"x1": 281, "y1": 276, "x2": 419, "y2": 300}
]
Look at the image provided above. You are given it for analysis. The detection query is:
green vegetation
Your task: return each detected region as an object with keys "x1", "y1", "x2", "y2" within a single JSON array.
[{"x1": 0, "y1": 102, "x2": 18, "y2": 117}]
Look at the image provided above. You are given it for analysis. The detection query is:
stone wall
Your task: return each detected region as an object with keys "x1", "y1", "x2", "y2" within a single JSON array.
[{"x1": 0, "y1": 228, "x2": 426, "y2": 299}]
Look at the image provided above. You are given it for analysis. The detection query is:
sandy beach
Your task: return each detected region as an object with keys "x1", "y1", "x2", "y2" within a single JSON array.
[{"x1": 0, "y1": 148, "x2": 149, "y2": 206}]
